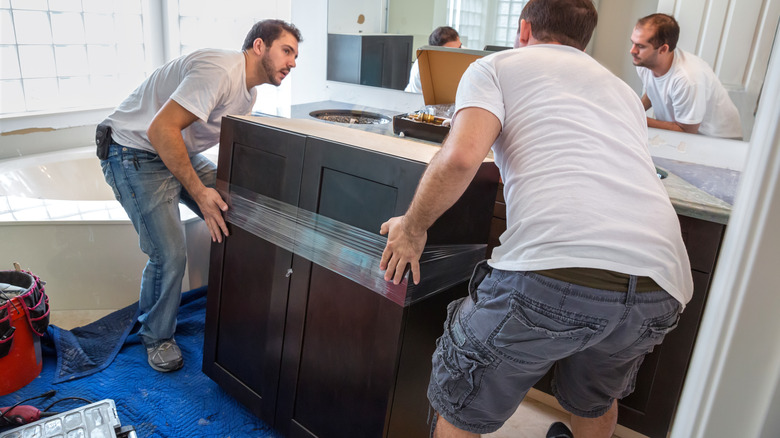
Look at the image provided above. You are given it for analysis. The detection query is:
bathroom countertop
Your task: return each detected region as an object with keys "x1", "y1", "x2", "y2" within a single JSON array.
[
  {"x1": 280, "y1": 101, "x2": 737, "y2": 225},
  {"x1": 653, "y1": 157, "x2": 739, "y2": 225},
  {"x1": 654, "y1": 164, "x2": 733, "y2": 225},
  {"x1": 288, "y1": 100, "x2": 440, "y2": 144}
]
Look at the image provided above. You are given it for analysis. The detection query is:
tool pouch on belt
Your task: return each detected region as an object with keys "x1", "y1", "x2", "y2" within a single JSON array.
[
  {"x1": 96, "y1": 123, "x2": 112, "y2": 160},
  {"x1": 0, "y1": 270, "x2": 50, "y2": 359}
]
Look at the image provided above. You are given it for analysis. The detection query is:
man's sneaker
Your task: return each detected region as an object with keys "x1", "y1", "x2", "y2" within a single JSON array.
[
  {"x1": 145, "y1": 338, "x2": 184, "y2": 372},
  {"x1": 546, "y1": 421, "x2": 574, "y2": 438}
]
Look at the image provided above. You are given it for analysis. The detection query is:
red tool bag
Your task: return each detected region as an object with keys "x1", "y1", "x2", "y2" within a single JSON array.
[{"x1": 0, "y1": 269, "x2": 50, "y2": 395}]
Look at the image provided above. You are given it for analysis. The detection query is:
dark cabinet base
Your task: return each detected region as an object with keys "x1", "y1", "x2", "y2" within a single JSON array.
[{"x1": 204, "y1": 116, "x2": 500, "y2": 438}]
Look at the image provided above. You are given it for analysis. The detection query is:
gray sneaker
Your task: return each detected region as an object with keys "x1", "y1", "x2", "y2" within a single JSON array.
[{"x1": 145, "y1": 338, "x2": 184, "y2": 372}]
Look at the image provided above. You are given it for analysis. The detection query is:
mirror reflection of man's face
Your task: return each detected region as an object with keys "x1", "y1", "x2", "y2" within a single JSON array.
[
  {"x1": 630, "y1": 24, "x2": 662, "y2": 68},
  {"x1": 262, "y1": 31, "x2": 299, "y2": 86}
]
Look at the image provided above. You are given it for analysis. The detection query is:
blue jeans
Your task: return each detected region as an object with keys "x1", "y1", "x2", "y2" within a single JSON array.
[{"x1": 100, "y1": 143, "x2": 215, "y2": 345}]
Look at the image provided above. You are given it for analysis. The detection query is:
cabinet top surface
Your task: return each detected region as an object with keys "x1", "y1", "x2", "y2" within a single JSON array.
[{"x1": 233, "y1": 115, "x2": 494, "y2": 166}]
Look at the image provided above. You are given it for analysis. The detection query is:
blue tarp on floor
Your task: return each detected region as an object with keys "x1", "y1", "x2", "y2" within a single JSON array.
[{"x1": 0, "y1": 287, "x2": 283, "y2": 438}]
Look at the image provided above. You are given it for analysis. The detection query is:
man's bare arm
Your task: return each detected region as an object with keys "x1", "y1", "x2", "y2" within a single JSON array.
[
  {"x1": 147, "y1": 99, "x2": 229, "y2": 242},
  {"x1": 646, "y1": 116, "x2": 700, "y2": 134},
  {"x1": 380, "y1": 107, "x2": 501, "y2": 284}
]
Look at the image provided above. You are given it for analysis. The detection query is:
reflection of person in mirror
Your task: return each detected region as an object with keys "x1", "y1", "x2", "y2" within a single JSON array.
[
  {"x1": 631, "y1": 13, "x2": 743, "y2": 139},
  {"x1": 404, "y1": 26, "x2": 462, "y2": 93},
  {"x1": 98, "y1": 19, "x2": 301, "y2": 373},
  {"x1": 380, "y1": 0, "x2": 693, "y2": 437}
]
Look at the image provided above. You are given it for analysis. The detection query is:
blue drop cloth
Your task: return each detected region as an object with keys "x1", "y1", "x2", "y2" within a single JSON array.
[{"x1": 0, "y1": 287, "x2": 283, "y2": 438}]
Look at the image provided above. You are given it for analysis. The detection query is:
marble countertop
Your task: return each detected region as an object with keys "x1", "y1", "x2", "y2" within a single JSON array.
[
  {"x1": 283, "y1": 101, "x2": 738, "y2": 225},
  {"x1": 653, "y1": 163, "x2": 733, "y2": 225},
  {"x1": 288, "y1": 100, "x2": 438, "y2": 144}
]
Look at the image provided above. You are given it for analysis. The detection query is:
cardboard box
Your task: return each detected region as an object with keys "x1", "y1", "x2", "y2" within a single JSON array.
[{"x1": 393, "y1": 46, "x2": 492, "y2": 143}]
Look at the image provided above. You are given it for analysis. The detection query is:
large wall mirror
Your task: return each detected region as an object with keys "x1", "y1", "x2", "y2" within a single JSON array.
[{"x1": 327, "y1": 0, "x2": 779, "y2": 142}]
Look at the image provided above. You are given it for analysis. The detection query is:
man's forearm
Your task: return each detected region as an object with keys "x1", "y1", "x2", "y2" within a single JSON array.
[
  {"x1": 647, "y1": 117, "x2": 683, "y2": 132},
  {"x1": 402, "y1": 147, "x2": 481, "y2": 236},
  {"x1": 647, "y1": 117, "x2": 699, "y2": 134}
]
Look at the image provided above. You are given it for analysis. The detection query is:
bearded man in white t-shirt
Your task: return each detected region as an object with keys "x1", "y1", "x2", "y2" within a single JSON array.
[
  {"x1": 98, "y1": 19, "x2": 301, "y2": 373},
  {"x1": 631, "y1": 13, "x2": 742, "y2": 139},
  {"x1": 379, "y1": 1, "x2": 693, "y2": 437}
]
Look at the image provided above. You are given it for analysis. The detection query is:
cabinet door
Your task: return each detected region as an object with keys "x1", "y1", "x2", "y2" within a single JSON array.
[
  {"x1": 360, "y1": 35, "x2": 413, "y2": 90},
  {"x1": 275, "y1": 138, "x2": 426, "y2": 438},
  {"x1": 204, "y1": 117, "x2": 306, "y2": 424}
]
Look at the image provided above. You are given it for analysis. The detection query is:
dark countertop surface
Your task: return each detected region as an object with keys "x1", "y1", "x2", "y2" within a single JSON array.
[{"x1": 281, "y1": 101, "x2": 738, "y2": 225}]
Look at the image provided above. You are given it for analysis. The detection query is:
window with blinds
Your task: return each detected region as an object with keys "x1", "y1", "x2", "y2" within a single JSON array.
[
  {"x1": 0, "y1": 0, "x2": 151, "y2": 116},
  {"x1": 446, "y1": 0, "x2": 529, "y2": 50},
  {"x1": 494, "y1": 0, "x2": 527, "y2": 47}
]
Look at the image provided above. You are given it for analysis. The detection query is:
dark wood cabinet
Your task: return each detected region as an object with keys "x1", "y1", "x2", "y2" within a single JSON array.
[
  {"x1": 203, "y1": 116, "x2": 500, "y2": 437},
  {"x1": 327, "y1": 33, "x2": 414, "y2": 90}
]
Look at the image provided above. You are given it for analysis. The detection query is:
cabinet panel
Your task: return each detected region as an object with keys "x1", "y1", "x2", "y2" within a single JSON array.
[
  {"x1": 678, "y1": 215, "x2": 725, "y2": 273},
  {"x1": 278, "y1": 137, "x2": 426, "y2": 437},
  {"x1": 361, "y1": 36, "x2": 413, "y2": 89},
  {"x1": 318, "y1": 167, "x2": 399, "y2": 231},
  {"x1": 204, "y1": 117, "x2": 306, "y2": 424},
  {"x1": 213, "y1": 227, "x2": 288, "y2": 415},
  {"x1": 291, "y1": 267, "x2": 404, "y2": 437},
  {"x1": 327, "y1": 34, "x2": 414, "y2": 90}
]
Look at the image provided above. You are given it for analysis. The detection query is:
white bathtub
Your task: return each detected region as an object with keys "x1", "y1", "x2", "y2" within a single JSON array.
[{"x1": 0, "y1": 146, "x2": 215, "y2": 312}]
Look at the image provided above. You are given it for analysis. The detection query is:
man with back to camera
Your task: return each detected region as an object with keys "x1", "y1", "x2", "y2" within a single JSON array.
[
  {"x1": 379, "y1": 1, "x2": 693, "y2": 437},
  {"x1": 631, "y1": 13, "x2": 743, "y2": 139},
  {"x1": 97, "y1": 19, "x2": 301, "y2": 373},
  {"x1": 405, "y1": 26, "x2": 462, "y2": 93}
]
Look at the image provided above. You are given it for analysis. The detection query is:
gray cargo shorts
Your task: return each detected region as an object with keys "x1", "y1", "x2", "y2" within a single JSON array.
[{"x1": 427, "y1": 261, "x2": 681, "y2": 434}]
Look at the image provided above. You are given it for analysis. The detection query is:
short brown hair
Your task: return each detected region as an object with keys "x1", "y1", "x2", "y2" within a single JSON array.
[
  {"x1": 636, "y1": 13, "x2": 679, "y2": 51},
  {"x1": 429, "y1": 26, "x2": 460, "y2": 46},
  {"x1": 519, "y1": 0, "x2": 598, "y2": 50},
  {"x1": 242, "y1": 19, "x2": 302, "y2": 50}
]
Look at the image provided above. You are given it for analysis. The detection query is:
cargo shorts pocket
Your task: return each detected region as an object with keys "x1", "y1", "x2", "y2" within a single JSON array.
[
  {"x1": 431, "y1": 297, "x2": 495, "y2": 411},
  {"x1": 610, "y1": 307, "x2": 681, "y2": 359},
  {"x1": 488, "y1": 294, "x2": 605, "y2": 365}
]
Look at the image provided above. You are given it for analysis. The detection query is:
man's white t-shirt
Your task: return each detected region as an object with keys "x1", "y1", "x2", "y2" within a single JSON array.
[
  {"x1": 637, "y1": 49, "x2": 742, "y2": 138},
  {"x1": 105, "y1": 49, "x2": 257, "y2": 155},
  {"x1": 405, "y1": 59, "x2": 422, "y2": 93},
  {"x1": 456, "y1": 44, "x2": 693, "y2": 306}
]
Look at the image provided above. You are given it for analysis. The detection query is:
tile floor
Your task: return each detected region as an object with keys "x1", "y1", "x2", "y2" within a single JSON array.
[{"x1": 49, "y1": 310, "x2": 649, "y2": 438}]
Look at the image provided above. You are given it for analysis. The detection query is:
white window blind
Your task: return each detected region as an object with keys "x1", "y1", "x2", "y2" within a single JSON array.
[
  {"x1": 174, "y1": 0, "x2": 262, "y2": 55},
  {"x1": 494, "y1": 0, "x2": 528, "y2": 47},
  {"x1": 447, "y1": 0, "x2": 529, "y2": 50},
  {"x1": 0, "y1": 0, "x2": 152, "y2": 117}
]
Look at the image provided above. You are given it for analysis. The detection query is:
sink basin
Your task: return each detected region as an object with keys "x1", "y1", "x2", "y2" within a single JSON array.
[
  {"x1": 656, "y1": 167, "x2": 668, "y2": 179},
  {"x1": 309, "y1": 109, "x2": 391, "y2": 125}
]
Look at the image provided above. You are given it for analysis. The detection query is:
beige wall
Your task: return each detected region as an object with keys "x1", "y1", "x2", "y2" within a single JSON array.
[{"x1": 590, "y1": 0, "x2": 659, "y2": 95}]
